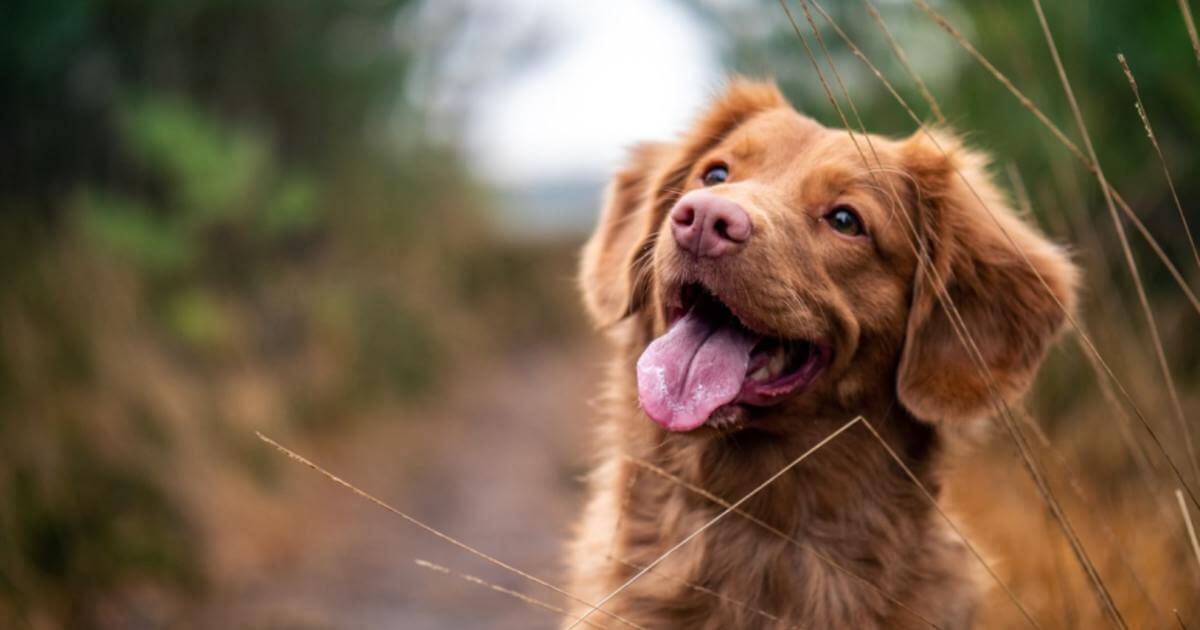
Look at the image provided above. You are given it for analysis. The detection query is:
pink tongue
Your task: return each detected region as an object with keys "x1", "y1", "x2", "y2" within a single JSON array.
[{"x1": 636, "y1": 308, "x2": 759, "y2": 432}]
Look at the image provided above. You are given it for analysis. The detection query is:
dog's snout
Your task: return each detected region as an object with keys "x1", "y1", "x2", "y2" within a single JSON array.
[{"x1": 670, "y1": 191, "x2": 752, "y2": 258}]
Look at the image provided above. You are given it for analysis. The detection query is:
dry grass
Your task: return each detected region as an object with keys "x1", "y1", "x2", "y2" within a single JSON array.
[
  {"x1": 1029, "y1": 1, "x2": 1196, "y2": 526},
  {"x1": 945, "y1": 440, "x2": 1196, "y2": 629},
  {"x1": 1177, "y1": 490, "x2": 1200, "y2": 574},
  {"x1": 1117, "y1": 53, "x2": 1200, "y2": 276},
  {"x1": 1180, "y1": 0, "x2": 1200, "y2": 66}
]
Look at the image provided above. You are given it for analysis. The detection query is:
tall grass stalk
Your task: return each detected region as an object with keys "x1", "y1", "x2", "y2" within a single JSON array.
[
  {"x1": 1029, "y1": 0, "x2": 1198, "y2": 507},
  {"x1": 1178, "y1": 490, "x2": 1200, "y2": 573},
  {"x1": 1117, "y1": 54, "x2": 1200, "y2": 275},
  {"x1": 1179, "y1": 0, "x2": 1200, "y2": 66}
]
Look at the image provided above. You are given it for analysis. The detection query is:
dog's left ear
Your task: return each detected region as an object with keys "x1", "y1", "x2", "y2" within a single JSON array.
[
  {"x1": 896, "y1": 131, "x2": 1079, "y2": 423},
  {"x1": 579, "y1": 78, "x2": 789, "y2": 327},
  {"x1": 578, "y1": 142, "x2": 671, "y2": 327}
]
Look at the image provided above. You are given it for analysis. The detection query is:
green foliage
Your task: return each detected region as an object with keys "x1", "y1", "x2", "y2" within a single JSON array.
[
  {"x1": 81, "y1": 96, "x2": 320, "y2": 280},
  {"x1": 73, "y1": 96, "x2": 325, "y2": 353},
  {"x1": 261, "y1": 176, "x2": 319, "y2": 238},
  {"x1": 163, "y1": 288, "x2": 231, "y2": 350},
  {"x1": 77, "y1": 191, "x2": 192, "y2": 277},
  {"x1": 122, "y1": 97, "x2": 272, "y2": 224}
]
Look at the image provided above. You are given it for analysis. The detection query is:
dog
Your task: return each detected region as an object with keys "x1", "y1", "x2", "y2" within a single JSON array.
[{"x1": 564, "y1": 78, "x2": 1077, "y2": 629}]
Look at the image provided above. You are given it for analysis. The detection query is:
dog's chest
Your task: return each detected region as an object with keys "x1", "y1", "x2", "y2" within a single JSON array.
[{"x1": 611, "y1": 510, "x2": 919, "y2": 629}]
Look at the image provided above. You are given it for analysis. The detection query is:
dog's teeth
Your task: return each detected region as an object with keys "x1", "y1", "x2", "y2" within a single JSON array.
[
  {"x1": 767, "y1": 349, "x2": 787, "y2": 376},
  {"x1": 707, "y1": 407, "x2": 740, "y2": 428},
  {"x1": 750, "y1": 366, "x2": 770, "y2": 381}
]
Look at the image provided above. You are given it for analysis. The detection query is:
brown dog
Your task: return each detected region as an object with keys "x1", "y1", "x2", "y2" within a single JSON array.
[{"x1": 565, "y1": 79, "x2": 1077, "y2": 629}]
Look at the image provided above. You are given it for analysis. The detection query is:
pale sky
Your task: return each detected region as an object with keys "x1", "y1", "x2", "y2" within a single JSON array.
[{"x1": 413, "y1": 0, "x2": 725, "y2": 187}]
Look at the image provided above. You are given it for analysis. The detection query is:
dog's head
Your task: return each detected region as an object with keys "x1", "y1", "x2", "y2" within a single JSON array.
[{"x1": 580, "y1": 78, "x2": 1077, "y2": 434}]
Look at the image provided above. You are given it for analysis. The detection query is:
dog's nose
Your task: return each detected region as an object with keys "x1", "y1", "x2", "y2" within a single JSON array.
[{"x1": 670, "y1": 191, "x2": 752, "y2": 258}]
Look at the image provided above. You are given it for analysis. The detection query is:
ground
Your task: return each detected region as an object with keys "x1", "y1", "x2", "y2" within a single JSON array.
[{"x1": 199, "y1": 341, "x2": 601, "y2": 630}]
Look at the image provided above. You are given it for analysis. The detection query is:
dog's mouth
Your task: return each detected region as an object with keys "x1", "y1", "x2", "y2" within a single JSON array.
[{"x1": 636, "y1": 283, "x2": 831, "y2": 432}]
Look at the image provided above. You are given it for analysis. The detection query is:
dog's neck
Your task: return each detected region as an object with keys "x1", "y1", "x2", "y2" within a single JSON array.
[{"x1": 615, "y1": 385, "x2": 940, "y2": 541}]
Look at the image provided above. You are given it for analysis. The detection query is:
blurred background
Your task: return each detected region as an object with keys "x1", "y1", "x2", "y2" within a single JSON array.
[{"x1": 2, "y1": 0, "x2": 1198, "y2": 628}]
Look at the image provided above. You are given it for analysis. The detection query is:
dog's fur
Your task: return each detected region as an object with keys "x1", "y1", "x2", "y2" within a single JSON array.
[{"x1": 564, "y1": 79, "x2": 1078, "y2": 629}]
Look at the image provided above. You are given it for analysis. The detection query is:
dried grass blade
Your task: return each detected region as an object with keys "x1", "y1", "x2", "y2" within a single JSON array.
[
  {"x1": 1179, "y1": 0, "x2": 1200, "y2": 66},
  {"x1": 862, "y1": 0, "x2": 945, "y2": 124},
  {"x1": 1178, "y1": 489, "x2": 1200, "y2": 574},
  {"x1": 1029, "y1": 0, "x2": 1198, "y2": 501},
  {"x1": 255, "y1": 432, "x2": 646, "y2": 630},
  {"x1": 1117, "y1": 54, "x2": 1200, "y2": 275},
  {"x1": 414, "y1": 559, "x2": 611, "y2": 630}
]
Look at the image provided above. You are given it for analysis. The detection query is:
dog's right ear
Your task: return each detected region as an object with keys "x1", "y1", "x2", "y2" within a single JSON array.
[
  {"x1": 578, "y1": 142, "x2": 669, "y2": 327},
  {"x1": 896, "y1": 130, "x2": 1078, "y2": 423}
]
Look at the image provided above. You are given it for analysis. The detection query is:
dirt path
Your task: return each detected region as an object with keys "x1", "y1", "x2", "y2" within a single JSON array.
[{"x1": 201, "y1": 341, "x2": 603, "y2": 629}]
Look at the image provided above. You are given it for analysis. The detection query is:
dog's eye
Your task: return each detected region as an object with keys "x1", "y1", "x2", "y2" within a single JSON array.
[
  {"x1": 701, "y1": 165, "x2": 729, "y2": 186},
  {"x1": 825, "y1": 206, "x2": 865, "y2": 237}
]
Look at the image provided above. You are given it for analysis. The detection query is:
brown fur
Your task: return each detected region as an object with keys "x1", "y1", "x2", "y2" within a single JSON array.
[{"x1": 567, "y1": 78, "x2": 1078, "y2": 629}]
